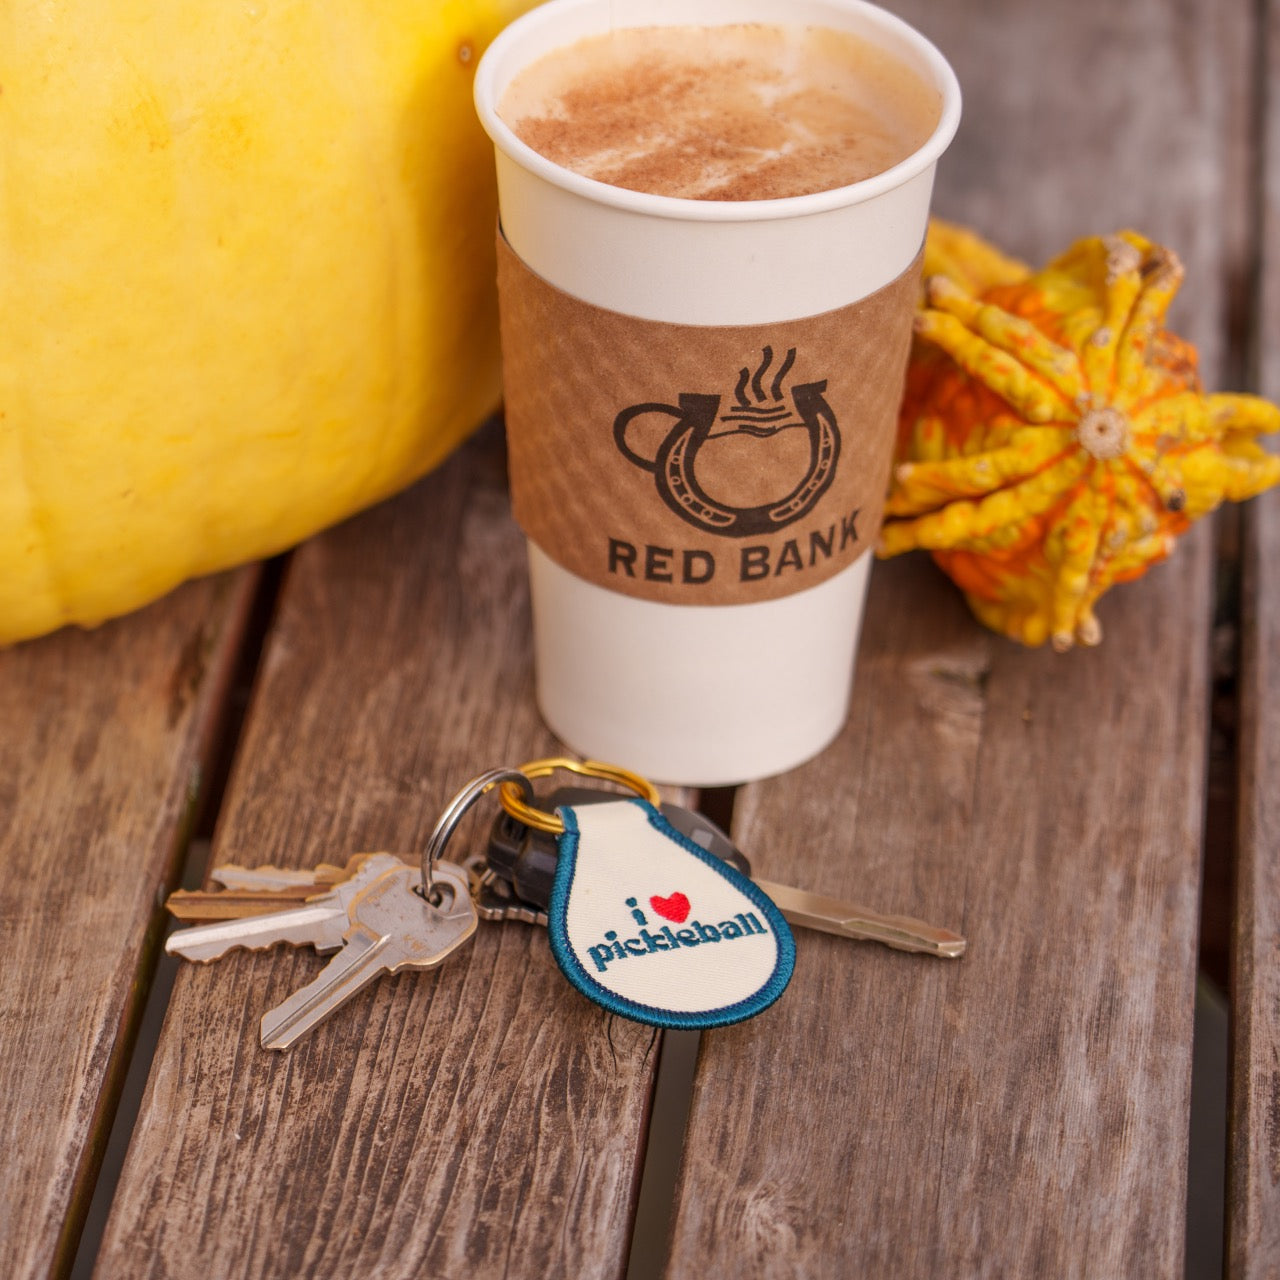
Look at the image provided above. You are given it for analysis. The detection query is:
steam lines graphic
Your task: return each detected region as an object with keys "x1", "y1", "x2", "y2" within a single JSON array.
[
  {"x1": 717, "y1": 347, "x2": 799, "y2": 434},
  {"x1": 612, "y1": 344, "x2": 840, "y2": 537}
]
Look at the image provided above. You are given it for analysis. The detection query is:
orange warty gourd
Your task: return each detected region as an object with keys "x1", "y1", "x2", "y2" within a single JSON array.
[{"x1": 879, "y1": 223, "x2": 1280, "y2": 649}]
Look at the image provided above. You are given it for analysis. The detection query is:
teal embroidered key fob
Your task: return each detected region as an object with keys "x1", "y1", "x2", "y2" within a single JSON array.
[{"x1": 547, "y1": 797, "x2": 795, "y2": 1029}]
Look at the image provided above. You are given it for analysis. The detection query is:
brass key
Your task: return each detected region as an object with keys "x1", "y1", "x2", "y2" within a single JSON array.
[{"x1": 166, "y1": 854, "x2": 381, "y2": 921}]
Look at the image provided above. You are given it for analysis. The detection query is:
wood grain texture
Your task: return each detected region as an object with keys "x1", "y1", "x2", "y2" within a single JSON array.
[
  {"x1": 904, "y1": 0, "x2": 1248, "y2": 380},
  {"x1": 96, "y1": 426, "x2": 664, "y2": 1280},
  {"x1": 0, "y1": 571, "x2": 256, "y2": 1279},
  {"x1": 667, "y1": 0, "x2": 1242, "y2": 1274},
  {"x1": 1228, "y1": 0, "x2": 1280, "y2": 1269}
]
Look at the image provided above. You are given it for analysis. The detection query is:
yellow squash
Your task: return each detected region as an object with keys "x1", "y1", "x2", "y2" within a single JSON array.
[
  {"x1": 2, "y1": 0, "x2": 534, "y2": 644},
  {"x1": 880, "y1": 223, "x2": 1280, "y2": 649}
]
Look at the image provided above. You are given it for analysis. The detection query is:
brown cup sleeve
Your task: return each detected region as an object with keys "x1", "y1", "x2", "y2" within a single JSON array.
[{"x1": 497, "y1": 232, "x2": 922, "y2": 606}]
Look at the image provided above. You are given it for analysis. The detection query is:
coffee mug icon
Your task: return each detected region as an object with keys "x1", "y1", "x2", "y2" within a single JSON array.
[{"x1": 613, "y1": 347, "x2": 840, "y2": 538}]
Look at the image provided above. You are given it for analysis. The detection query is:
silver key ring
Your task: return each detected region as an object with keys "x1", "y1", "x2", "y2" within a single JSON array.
[{"x1": 421, "y1": 768, "x2": 535, "y2": 900}]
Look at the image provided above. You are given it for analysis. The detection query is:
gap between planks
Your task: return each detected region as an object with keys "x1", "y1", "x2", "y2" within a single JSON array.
[{"x1": 67, "y1": 558, "x2": 292, "y2": 1280}]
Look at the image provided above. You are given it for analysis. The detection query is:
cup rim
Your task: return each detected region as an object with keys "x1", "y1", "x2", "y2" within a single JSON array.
[{"x1": 473, "y1": 0, "x2": 962, "y2": 223}]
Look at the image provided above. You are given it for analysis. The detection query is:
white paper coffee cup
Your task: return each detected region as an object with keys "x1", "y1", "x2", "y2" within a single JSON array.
[{"x1": 475, "y1": 0, "x2": 960, "y2": 785}]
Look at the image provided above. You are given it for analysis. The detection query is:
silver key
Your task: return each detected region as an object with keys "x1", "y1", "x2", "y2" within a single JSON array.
[
  {"x1": 165, "y1": 853, "x2": 405, "y2": 963},
  {"x1": 260, "y1": 859, "x2": 478, "y2": 1050}
]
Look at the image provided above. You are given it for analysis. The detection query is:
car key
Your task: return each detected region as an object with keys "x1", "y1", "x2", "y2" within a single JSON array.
[
  {"x1": 486, "y1": 787, "x2": 966, "y2": 957},
  {"x1": 486, "y1": 786, "x2": 751, "y2": 901}
]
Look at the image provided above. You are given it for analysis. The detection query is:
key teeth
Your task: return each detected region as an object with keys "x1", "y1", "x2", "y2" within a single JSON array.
[
  {"x1": 210, "y1": 864, "x2": 319, "y2": 891},
  {"x1": 164, "y1": 854, "x2": 409, "y2": 963},
  {"x1": 471, "y1": 868, "x2": 550, "y2": 925},
  {"x1": 165, "y1": 934, "x2": 335, "y2": 964}
]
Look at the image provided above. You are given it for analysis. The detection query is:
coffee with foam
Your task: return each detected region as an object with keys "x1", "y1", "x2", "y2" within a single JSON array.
[{"x1": 497, "y1": 23, "x2": 942, "y2": 201}]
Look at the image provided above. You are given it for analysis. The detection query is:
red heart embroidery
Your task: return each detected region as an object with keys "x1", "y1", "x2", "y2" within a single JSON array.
[{"x1": 650, "y1": 892, "x2": 690, "y2": 924}]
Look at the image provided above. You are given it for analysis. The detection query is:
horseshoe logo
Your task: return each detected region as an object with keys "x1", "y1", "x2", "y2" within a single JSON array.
[{"x1": 613, "y1": 348, "x2": 840, "y2": 538}]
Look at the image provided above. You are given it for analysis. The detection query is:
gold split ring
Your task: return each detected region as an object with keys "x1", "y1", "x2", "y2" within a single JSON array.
[{"x1": 499, "y1": 757, "x2": 660, "y2": 833}]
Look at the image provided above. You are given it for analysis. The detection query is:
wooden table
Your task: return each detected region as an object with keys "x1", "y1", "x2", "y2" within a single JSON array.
[{"x1": 4, "y1": 0, "x2": 1278, "y2": 1275}]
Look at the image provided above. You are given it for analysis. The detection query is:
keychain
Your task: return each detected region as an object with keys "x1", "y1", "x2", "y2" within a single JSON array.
[
  {"x1": 491, "y1": 760, "x2": 795, "y2": 1030},
  {"x1": 165, "y1": 758, "x2": 964, "y2": 1049}
]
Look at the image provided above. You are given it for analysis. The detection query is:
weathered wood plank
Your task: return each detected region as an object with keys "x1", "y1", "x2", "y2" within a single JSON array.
[
  {"x1": 96, "y1": 426, "x2": 662, "y2": 1279},
  {"x1": 1232, "y1": 490, "x2": 1280, "y2": 1266},
  {"x1": 668, "y1": 0, "x2": 1241, "y2": 1274},
  {"x1": 0, "y1": 570, "x2": 257, "y2": 1279},
  {"x1": 1228, "y1": 0, "x2": 1280, "y2": 1269}
]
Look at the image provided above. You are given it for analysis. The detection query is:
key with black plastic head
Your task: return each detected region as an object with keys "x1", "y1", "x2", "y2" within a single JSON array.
[{"x1": 485, "y1": 787, "x2": 966, "y2": 958}]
